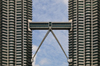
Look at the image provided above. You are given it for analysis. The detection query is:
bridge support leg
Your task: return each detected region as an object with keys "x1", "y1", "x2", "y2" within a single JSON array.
[
  {"x1": 31, "y1": 30, "x2": 50, "y2": 62},
  {"x1": 32, "y1": 29, "x2": 69, "y2": 63},
  {"x1": 50, "y1": 30, "x2": 68, "y2": 59}
]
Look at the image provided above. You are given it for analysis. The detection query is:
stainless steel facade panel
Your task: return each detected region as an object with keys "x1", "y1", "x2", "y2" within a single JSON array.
[
  {"x1": 0, "y1": 0, "x2": 32, "y2": 66},
  {"x1": 69, "y1": 0, "x2": 100, "y2": 66}
]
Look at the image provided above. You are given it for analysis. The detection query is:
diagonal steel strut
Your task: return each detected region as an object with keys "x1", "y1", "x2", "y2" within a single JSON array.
[
  {"x1": 32, "y1": 30, "x2": 50, "y2": 62},
  {"x1": 50, "y1": 29, "x2": 68, "y2": 59},
  {"x1": 32, "y1": 28, "x2": 68, "y2": 62}
]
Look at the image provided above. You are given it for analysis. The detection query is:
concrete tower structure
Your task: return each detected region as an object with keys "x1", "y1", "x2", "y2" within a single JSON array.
[
  {"x1": 0, "y1": 0, "x2": 32, "y2": 66},
  {"x1": 69, "y1": 0, "x2": 100, "y2": 66}
]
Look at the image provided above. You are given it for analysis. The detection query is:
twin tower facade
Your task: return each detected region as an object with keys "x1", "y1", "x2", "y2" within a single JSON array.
[
  {"x1": 69, "y1": 0, "x2": 100, "y2": 66},
  {"x1": 0, "y1": 0, "x2": 32, "y2": 66},
  {"x1": 0, "y1": 0, "x2": 100, "y2": 66}
]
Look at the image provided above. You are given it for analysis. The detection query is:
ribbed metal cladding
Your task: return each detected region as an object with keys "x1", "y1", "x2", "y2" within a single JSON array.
[
  {"x1": 69, "y1": 0, "x2": 100, "y2": 66},
  {"x1": 0, "y1": 0, "x2": 32, "y2": 66}
]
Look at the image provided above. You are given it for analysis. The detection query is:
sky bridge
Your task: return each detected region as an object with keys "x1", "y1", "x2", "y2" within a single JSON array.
[
  {"x1": 29, "y1": 22, "x2": 72, "y2": 63},
  {"x1": 29, "y1": 22, "x2": 71, "y2": 30}
]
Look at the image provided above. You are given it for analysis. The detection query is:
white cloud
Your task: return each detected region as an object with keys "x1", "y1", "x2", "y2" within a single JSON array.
[
  {"x1": 63, "y1": 0, "x2": 68, "y2": 4},
  {"x1": 32, "y1": 60, "x2": 40, "y2": 66},
  {"x1": 39, "y1": 58, "x2": 50, "y2": 65},
  {"x1": 32, "y1": 45, "x2": 38, "y2": 53},
  {"x1": 32, "y1": 45, "x2": 39, "y2": 66},
  {"x1": 32, "y1": 62, "x2": 40, "y2": 66},
  {"x1": 32, "y1": 53, "x2": 40, "y2": 66}
]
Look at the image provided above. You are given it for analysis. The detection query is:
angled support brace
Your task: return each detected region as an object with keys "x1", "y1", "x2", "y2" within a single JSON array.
[
  {"x1": 50, "y1": 29, "x2": 68, "y2": 59},
  {"x1": 31, "y1": 30, "x2": 50, "y2": 62},
  {"x1": 32, "y1": 28, "x2": 68, "y2": 62}
]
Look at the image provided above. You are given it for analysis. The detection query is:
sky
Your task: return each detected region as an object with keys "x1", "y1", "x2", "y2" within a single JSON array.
[{"x1": 32, "y1": 0, "x2": 69, "y2": 66}]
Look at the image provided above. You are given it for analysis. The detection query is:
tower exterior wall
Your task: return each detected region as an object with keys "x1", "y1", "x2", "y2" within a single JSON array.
[
  {"x1": 69, "y1": 0, "x2": 100, "y2": 66},
  {"x1": 0, "y1": 0, "x2": 32, "y2": 66}
]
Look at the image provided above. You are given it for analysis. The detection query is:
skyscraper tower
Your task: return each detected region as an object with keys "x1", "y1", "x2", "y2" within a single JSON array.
[
  {"x1": 0, "y1": 0, "x2": 32, "y2": 66},
  {"x1": 69, "y1": 0, "x2": 100, "y2": 66}
]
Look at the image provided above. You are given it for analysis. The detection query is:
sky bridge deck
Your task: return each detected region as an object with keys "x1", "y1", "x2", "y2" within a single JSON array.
[{"x1": 29, "y1": 22, "x2": 71, "y2": 30}]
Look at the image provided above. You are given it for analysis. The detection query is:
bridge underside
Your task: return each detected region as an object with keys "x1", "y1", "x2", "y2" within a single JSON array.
[{"x1": 29, "y1": 22, "x2": 71, "y2": 30}]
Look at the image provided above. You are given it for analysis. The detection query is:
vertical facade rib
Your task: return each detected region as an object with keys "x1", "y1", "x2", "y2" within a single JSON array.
[
  {"x1": 69, "y1": 0, "x2": 100, "y2": 66},
  {"x1": 0, "y1": 0, "x2": 32, "y2": 66}
]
